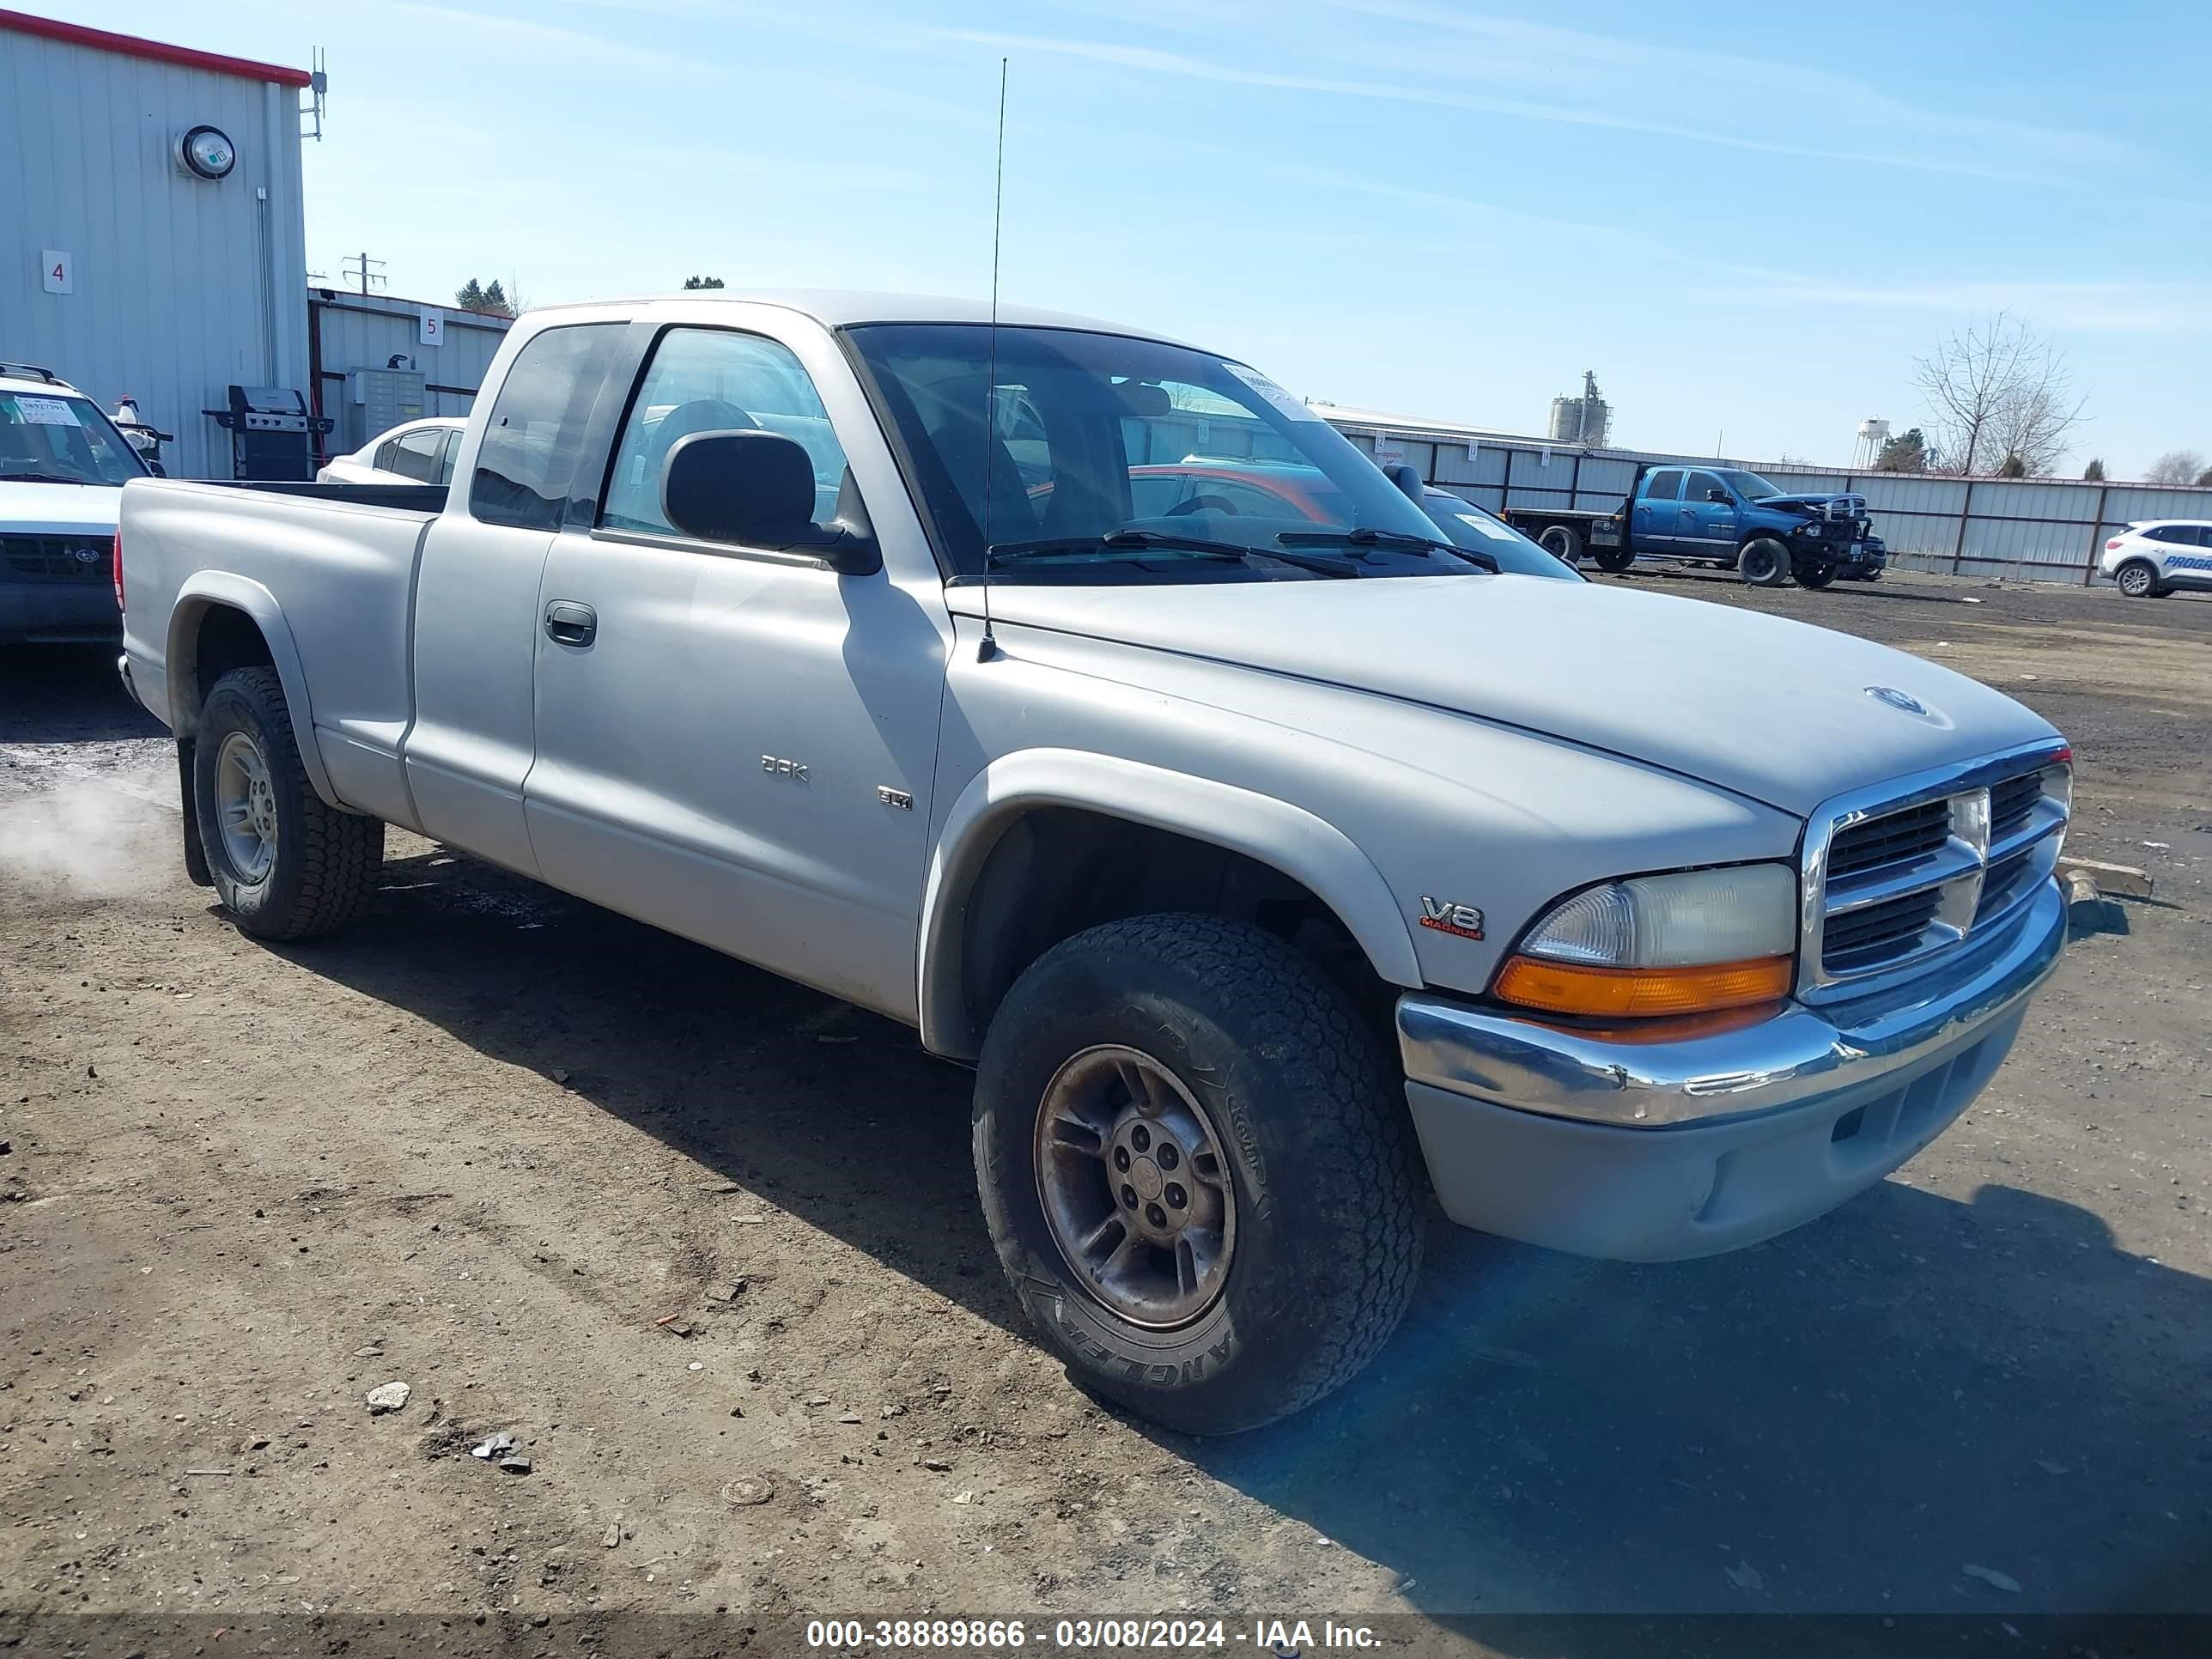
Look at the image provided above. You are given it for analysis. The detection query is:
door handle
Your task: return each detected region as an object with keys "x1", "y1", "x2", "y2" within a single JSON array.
[{"x1": 544, "y1": 600, "x2": 597, "y2": 646}]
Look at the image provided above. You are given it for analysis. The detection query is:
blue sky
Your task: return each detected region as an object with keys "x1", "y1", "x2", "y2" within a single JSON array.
[{"x1": 63, "y1": 0, "x2": 2212, "y2": 475}]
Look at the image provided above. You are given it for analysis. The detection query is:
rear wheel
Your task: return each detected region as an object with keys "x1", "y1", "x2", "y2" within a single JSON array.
[
  {"x1": 1536, "y1": 523, "x2": 1583, "y2": 564},
  {"x1": 194, "y1": 666, "x2": 382, "y2": 941},
  {"x1": 1738, "y1": 537, "x2": 1790, "y2": 586},
  {"x1": 973, "y1": 915, "x2": 1425, "y2": 1435},
  {"x1": 2115, "y1": 560, "x2": 2159, "y2": 599},
  {"x1": 1592, "y1": 544, "x2": 1635, "y2": 573}
]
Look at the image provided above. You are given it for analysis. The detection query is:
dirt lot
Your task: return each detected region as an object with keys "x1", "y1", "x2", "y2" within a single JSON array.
[{"x1": 3, "y1": 569, "x2": 2208, "y2": 1652}]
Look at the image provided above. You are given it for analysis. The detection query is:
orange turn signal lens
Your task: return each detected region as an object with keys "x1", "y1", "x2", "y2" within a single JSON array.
[{"x1": 1491, "y1": 953, "x2": 1794, "y2": 1019}]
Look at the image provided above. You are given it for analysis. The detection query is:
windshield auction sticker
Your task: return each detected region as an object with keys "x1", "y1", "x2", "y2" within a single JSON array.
[
  {"x1": 12, "y1": 396, "x2": 82, "y2": 427},
  {"x1": 1221, "y1": 363, "x2": 1322, "y2": 422}
]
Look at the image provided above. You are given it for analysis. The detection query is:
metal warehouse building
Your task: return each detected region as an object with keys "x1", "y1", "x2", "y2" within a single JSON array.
[{"x1": 2, "y1": 8, "x2": 312, "y2": 482}]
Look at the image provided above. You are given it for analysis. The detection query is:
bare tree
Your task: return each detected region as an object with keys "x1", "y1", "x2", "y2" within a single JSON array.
[
  {"x1": 1911, "y1": 313, "x2": 2087, "y2": 477},
  {"x1": 2143, "y1": 449, "x2": 2205, "y2": 486}
]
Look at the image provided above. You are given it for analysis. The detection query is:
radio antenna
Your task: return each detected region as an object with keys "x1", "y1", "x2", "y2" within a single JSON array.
[{"x1": 977, "y1": 55, "x2": 1008, "y2": 663}]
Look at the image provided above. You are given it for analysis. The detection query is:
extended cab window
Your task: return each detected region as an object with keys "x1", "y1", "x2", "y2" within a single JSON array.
[
  {"x1": 1644, "y1": 470, "x2": 1683, "y2": 501},
  {"x1": 602, "y1": 329, "x2": 850, "y2": 538},
  {"x1": 471, "y1": 324, "x2": 622, "y2": 531}
]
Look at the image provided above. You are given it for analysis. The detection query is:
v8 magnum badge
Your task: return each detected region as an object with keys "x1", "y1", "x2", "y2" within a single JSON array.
[{"x1": 1418, "y1": 896, "x2": 1485, "y2": 940}]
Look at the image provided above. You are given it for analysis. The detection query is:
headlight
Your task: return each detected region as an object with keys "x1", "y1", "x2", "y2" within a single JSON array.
[{"x1": 1492, "y1": 864, "x2": 1797, "y2": 1018}]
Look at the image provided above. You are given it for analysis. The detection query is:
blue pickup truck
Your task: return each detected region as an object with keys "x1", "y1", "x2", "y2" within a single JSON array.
[{"x1": 1509, "y1": 464, "x2": 1887, "y2": 590}]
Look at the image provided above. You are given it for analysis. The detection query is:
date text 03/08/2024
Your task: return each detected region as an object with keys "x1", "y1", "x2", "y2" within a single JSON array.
[{"x1": 803, "y1": 1618, "x2": 1382, "y2": 1651}]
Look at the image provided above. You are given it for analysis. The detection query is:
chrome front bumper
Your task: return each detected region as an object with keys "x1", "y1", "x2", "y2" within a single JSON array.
[{"x1": 1395, "y1": 878, "x2": 2066, "y2": 1261}]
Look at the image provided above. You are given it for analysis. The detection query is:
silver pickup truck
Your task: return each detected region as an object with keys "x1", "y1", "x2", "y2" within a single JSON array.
[{"x1": 117, "y1": 292, "x2": 2072, "y2": 1434}]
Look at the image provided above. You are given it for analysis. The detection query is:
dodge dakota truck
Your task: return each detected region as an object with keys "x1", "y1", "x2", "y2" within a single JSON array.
[
  {"x1": 1509, "y1": 463, "x2": 1886, "y2": 588},
  {"x1": 116, "y1": 292, "x2": 2071, "y2": 1434}
]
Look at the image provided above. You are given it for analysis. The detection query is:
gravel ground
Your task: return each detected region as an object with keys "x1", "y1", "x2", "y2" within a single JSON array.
[{"x1": 1, "y1": 568, "x2": 2207, "y2": 1652}]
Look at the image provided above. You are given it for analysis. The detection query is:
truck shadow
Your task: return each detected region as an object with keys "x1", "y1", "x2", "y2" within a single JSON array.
[
  {"x1": 0, "y1": 642, "x2": 165, "y2": 744},
  {"x1": 284, "y1": 847, "x2": 2209, "y2": 1626}
]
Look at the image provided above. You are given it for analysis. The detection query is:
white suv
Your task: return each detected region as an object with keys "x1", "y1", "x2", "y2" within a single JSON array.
[
  {"x1": 2101, "y1": 520, "x2": 2212, "y2": 599},
  {"x1": 1, "y1": 361, "x2": 150, "y2": 643}
]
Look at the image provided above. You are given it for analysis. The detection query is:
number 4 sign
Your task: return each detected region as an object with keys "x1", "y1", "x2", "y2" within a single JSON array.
[{"x1": 41, "y1": 250, "x2": 73, "y2": 294}]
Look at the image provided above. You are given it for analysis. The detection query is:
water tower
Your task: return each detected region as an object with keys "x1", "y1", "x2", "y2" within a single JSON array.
[{"x1": 1852, "y1": 418, "x2": 1891, "y2": 468}]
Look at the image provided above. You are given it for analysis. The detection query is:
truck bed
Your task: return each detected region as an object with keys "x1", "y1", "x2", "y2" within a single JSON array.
[{"x1": 117, "y1": 477, "x2": 441, "y2": 806}]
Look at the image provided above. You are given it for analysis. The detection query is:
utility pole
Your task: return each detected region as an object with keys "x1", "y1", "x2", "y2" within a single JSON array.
[{"x1": 341, "y1": 251, "x2": 386, "y2": 296}]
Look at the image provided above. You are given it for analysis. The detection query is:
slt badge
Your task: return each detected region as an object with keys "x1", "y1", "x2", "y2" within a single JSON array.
[{"x1": 1418, "y1": 896, "x2": 1485, "y2": 940}]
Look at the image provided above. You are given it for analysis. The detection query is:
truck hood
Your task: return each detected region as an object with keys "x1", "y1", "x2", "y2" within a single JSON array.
[
  {"x1": 0, "y1": 480, "x2": 124, "y2": 536},
  {"x1": 966, "y1": 574, "x2": 2057, "y2": 817},
  {"x1": 1754, "y1": 492, "x2": 1863, "y2": 514}
]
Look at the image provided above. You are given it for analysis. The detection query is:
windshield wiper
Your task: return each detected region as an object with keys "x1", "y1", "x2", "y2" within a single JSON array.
[
  {"x1": 0, "y1": 471, "x2": 96, "y2": 487},
  {"x1": 987, "y1": 530, "x2": 1359, "y2": 578},
  {"x1": 1276, "y1": 526, "x2": 1499, "y2": 573}
]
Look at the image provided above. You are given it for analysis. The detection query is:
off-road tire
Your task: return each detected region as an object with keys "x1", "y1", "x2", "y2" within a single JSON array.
[
  {"x1": 1592, "y1": 544, "x2": 1635, "y2": 573},
  {"x1": 2115, "y1": 559, "x2": 2159, "y2": 599},
  {"x1": 1537, "y1": 523, "x2": 1583, "y2": 564},
  {"x1": 1739, "y1": 537, "x2": 1790, "y2": 586},
  {"x1": 1794, "y1": 557, "x2": 1838, "y2": 590},
  {"x1": 194, "y1": 666, "x2": 382, "y2": 941},
  {"x1": 973, "y1": 914, "x2": 1425, "y2": 1435}
]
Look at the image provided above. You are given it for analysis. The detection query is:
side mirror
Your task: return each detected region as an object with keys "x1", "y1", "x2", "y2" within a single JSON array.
[
  {"x1": 1706, "y1": 488, "x2": 1730, "y2": 503},
  {"x1": 1384, "y1": 462, "x2": 1425, "y2": 503},
  {"x1": 662, "y1": 429, "x2": 879, "y2": 574}
]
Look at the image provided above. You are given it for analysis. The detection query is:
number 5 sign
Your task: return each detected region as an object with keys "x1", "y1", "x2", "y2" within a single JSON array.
[
  {"x1": 420, "y1": 310, "x2": 444, "y2": 346},
  {"x1": 41, "y1": 250, "x2": 73, "y2": 294}
]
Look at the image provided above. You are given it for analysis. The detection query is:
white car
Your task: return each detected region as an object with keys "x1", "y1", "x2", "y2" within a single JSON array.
[
  {"x1": 317, "y1": 417, "x2": 466, "y2": 487},
  {"x1": 2, "y1": 362, "x2": 150, "y2": 643},
  {"x1": 2100, "y1": 520, "x2": 2212, "y2": 599}
]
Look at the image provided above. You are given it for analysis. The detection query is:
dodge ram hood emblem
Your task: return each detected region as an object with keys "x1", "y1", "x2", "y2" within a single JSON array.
[{"x1": 1866, "y1": 685, "x2": 1931, "y2": 718}]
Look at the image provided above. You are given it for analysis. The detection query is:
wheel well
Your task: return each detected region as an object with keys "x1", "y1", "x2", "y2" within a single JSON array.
[
  {"x1": 183, "y1": 604, "x2": 276, "y2": 725},
  {"x1": 957, "y1": 808, "x2": 1389, "y2": 1050}
]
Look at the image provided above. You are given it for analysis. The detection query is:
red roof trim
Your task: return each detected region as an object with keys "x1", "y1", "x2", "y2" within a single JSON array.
[{"x1": 0, "y1": 8, "x2": 312, "y2": 88}]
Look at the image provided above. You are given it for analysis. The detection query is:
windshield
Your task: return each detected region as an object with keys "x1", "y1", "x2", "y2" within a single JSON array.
[
  {"x1": 1418, "y1": 491, "x2": 1583, "y2": 580},
  {"x1": 1715, "y1": 469, "x2": 1782, "y2": 501},
  {"x1": 0, "y1": 392, "x2": 147, "y2": 486},
  {"x1": 844, "y1": 325, "x2": 1469, "y2": 580}
]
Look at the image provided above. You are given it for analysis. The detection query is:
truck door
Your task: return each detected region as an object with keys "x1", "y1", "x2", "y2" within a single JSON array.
[
  {"x1": 1681, "y1": 470, "x2": 1739, "y2": 556},
  {"x1": 1634, "y1": 468, "x2": 1684, "y2": 552},
  {"x1": 405, "y1": 319, "x2": 627, "y2": 874},
  {"x1": 522, "y1": 316, "x2": 951, "y2": 1022}
]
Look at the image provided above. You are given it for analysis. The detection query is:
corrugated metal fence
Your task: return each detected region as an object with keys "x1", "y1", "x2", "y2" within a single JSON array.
[{"x1": 1332, "y1": 419, "x2": 2212, "y2": 585}]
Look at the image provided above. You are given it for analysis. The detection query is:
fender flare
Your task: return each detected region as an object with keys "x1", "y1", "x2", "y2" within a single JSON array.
[
  {"x1": 166, "y1": 572, "x2": 341, "y2": 807},
  {"x1": 916, "y1": 748, "x2": 1424, "y2": 1060}
]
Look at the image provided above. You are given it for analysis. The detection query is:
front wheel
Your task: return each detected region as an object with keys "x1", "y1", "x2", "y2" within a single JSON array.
[
  {"x1": 194, "y1": 666, "x2": 383, "y2": 940},
  {"x1": 1738, "y1": 537, "x2": 1790, "y2": 586},
  {"x1": 973, "y1": 915, "x2": 1425, "y2": 1435},
  {"x1": 2115, "y1": 560, "x2": 2160, "y2": 599},
  {"x1": 1794, "y1": 556, "x2": 1838, "y2": 589}
]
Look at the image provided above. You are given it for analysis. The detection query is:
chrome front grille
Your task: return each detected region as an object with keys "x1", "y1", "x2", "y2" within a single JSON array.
[{"x1": 1802, "y1": 743, "x2": 2071, "y2": 999}]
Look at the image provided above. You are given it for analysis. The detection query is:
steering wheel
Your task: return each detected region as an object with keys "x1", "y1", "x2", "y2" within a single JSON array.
[{"x1": 1164, "y1": 493, "x2": 1240, "y2": 518}]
